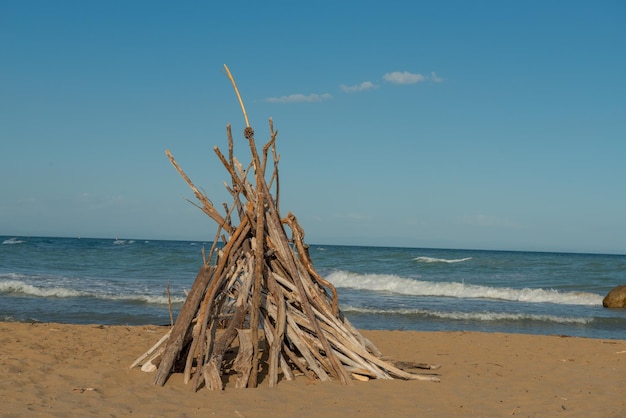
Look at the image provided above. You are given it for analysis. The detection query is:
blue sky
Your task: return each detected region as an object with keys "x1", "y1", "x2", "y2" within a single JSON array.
[{"x1": 1, "y1": 1, "x2": 625, "y2": 254}]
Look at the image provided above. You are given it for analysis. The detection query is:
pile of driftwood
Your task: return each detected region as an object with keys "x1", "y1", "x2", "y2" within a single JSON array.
[{"x1": 131, "y1": 65, "x2": 440, "y2": 390}]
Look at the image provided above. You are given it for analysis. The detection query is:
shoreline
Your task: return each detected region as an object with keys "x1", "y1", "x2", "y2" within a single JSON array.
[{"x1": 1, "y1": 322, "x2": 624, "y2": 417}]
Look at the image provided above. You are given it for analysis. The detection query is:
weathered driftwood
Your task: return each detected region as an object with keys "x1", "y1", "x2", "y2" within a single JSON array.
[{"x1": 131, "y1": 65, "x2": 440, "y2": 389}]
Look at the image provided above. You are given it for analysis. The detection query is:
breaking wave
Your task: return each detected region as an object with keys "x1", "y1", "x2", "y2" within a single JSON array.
[
  {"x1": 2, "y1": 238, "x2": 26, "y2": 245},
  {"x1": 325, "y1": 270, "x2": 603, "y2": 306},
  {"x1": 0, "y1": 279, "x2": 185, "y2": 305},
  {"x1": 113, "y1": 239, "x2": 135, "y2": 245},
  {"x1": 414, "y1": 256, "x2": 472, "y2": 263}
]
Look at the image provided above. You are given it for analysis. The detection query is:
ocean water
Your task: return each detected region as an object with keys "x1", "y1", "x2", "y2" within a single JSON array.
[{"x1": 2, "y1": 236, "x2": 626, "y2": 340}]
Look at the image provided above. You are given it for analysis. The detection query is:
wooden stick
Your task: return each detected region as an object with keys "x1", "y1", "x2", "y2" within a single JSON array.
[
  {"x1": 165, "y1": 150, "x2": 230, "y2": 233},
  {"x1": 203, "y1": 302, "x2": 247, "y2": 390},
  {"x1": 265, "y1": 274, "x2": 287, "y2": 387},
  {"x1": 166, "y1": 280, "x2": 174, "y2": 327},
  {"x1": 223, "y1": 64, "x2": 250, "y2": 128},
  {"x1": 283, "y1": 212, "x2": 339, "y2": 316},
  {"x1": 154, "y1": 264, "x2": 215, "y2": 386},
  {"x1": 233, "y1": 328, "x2": 254, "y2": 388},
  {"x1": 130, "y1": 329, "x2": 171, "y2": 369}
]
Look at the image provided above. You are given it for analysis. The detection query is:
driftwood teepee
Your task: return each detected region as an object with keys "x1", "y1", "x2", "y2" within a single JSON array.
[{"x1": 131, "y1": 65, "x2": 440, "y2": 390}]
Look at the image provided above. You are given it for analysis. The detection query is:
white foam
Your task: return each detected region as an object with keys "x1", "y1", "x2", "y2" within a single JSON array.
[
  {"x1": 414, "y1": 256, "x2": 472, "y2": 263},
  {"x1": 105, "y1": 293, "x2": 186, "y2": 305},
  {"x1": 341, "y1": 305, "x2": 593, "y2": 324},
  {"x1": 0, "y1": 279, "x2": 185, "y2": 305},
  {"x1": 113, "y1": 239, "x2": 135, "y2": 245},
  {"x1": 2, "y1": 238, "x2": 25, "y2": 245},
  {"x1": 0, "y1": 280, "x2": 84, "y2": 298},
  {"x1": 325, "y1": 270, "x2": 604, "y2": 306}
]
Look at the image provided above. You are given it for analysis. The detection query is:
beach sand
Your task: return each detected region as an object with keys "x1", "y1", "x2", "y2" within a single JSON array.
[{"x1": 1, "y1": 322, "x2": 624, "y2": 417}]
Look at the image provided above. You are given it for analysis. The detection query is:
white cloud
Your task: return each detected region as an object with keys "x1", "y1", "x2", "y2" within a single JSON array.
[
  {"x1": 383, "y1": 71, "x2": 426, "y2": 84},
  {"x1": 265, "y1": 93, "x2": 332, "y2": 103},
  {"x1": 332, "y1": 212, "x2": 372, "y2": 221},
  {"x1": 340, "y1": 81, "x2": 378, "y2": 93},
  {"x1": 430, "y1": 71, "x2": 444, "y2": 83}
]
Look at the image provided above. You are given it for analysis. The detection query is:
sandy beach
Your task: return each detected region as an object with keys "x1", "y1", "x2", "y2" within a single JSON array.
[{"x1": 1, "y1": 322, "x2": 624, "y2": 417}]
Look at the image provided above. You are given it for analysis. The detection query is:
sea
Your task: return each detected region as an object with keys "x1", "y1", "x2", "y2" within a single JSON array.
[{"x1": 2, "y1": 236, "x2": 626, "y2": 340}]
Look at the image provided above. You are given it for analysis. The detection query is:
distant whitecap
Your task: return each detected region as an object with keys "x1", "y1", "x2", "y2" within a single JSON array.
[
  {"x1": 414, "y1": 256, "x2": 472, "y2": 263},
  {"x1": 2, "y1": 238, "x2": 25, "y2": 245}
]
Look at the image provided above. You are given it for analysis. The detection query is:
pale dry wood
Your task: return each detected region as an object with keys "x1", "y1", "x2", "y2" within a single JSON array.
[
  {"x1": 265, "y1": 275, "x2": 283, "y2": 387},
  {"x1": 223, "y1": 64, "x2": 249, "y2": 128},
  {"x1": 130, "y1": 329, "x2": 171, "y2": 369},
  {"x1": 285, "y1": 316, "x2": 331, "y2": 382},
  {"x1": 165, "y1": 150, "x2": 230, "y2": 233},
  {"x1": 265, "y1": 209, "x2": 352, "y2": 385},
  {"x1": 261, "y1": 314, "x2": 295, "y2": 382},
  {"x1": 283, "y1": 212, "x2": 339, "y2": 316},
  {"x1": 248, "y1": 189, "x2": 265, "y2": 388},
  {"x1": 133, "y1": 65, "x2": 440, "y2": 390},
  {"x1": 233, "y1": 328, "x2": 254, "y2": 388},
  {"x1": 189, "y1": 218, "x2": 251, "y2": 384},
  {"x1": 154, "y1": 264, "x2": 215, "y2": 386},
  {"x1": 140, "y1": 355, "x2": 160, "y2": 372},
  {"x1": 203, "y1": 304, "x2": 247, "y2": 390}
]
